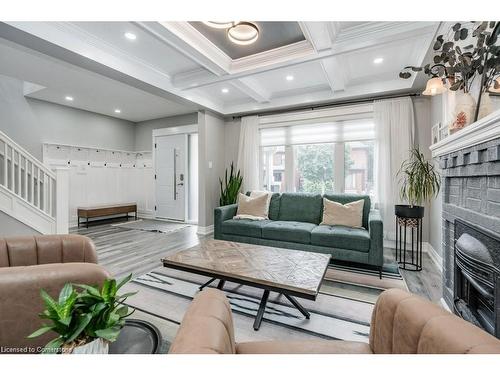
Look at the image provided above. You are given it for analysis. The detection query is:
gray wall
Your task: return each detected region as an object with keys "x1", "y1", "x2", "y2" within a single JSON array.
[
  {"x1": 198, "y1": 111, "x2": 226, "y2": 228},
  {"x1": 0, "y1": 75, "x2": 136, "y2": 160},
  {"x1": 429, "y1": 95, "x2": 444, "y2": 258},
  {"x1": 224, "y1": 118, "x2": 241, "y2": 169},
  {"x1": 412, "y1": 97, "x2": 433, "y2": 244},
  {"x1": 134, "y1": 113, "x2": 198, "y2": 151},
  {"x1": 0, "y1": 211, "x2": 40, "y2": 236}
]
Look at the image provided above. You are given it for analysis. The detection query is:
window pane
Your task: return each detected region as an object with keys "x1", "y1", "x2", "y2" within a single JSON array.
[
  {"x1": 344, "y1": 141, "x2": 375, "y2": 196},
  {"x1": 261, "y1": 146, "x2": 286, "y2": 193},
  {"x1": 294, "y1": 144, "x2": 335, "y2": 194}
]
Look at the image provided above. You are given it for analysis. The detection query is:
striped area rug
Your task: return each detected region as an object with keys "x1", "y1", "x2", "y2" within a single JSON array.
[{"x1": 122, "y1": 262, "x2": 407, "y2": 348}]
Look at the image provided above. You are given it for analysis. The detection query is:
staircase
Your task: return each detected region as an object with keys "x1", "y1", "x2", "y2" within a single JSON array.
[{"x1": 0, "y1": 129, "x2": 67, "y2": 234}]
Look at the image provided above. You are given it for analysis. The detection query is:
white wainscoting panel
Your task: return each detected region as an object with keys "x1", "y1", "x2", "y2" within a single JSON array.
[{"x1": 44, "y1": 143, "x2": 153, "y2": 226}]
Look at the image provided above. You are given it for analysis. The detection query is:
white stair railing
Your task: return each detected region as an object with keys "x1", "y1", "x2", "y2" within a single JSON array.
[{"x1": 0, "y1": 129, "x2": 68, "y2": 233}]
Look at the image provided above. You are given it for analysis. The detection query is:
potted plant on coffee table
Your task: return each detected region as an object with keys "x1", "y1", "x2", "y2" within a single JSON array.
[
  {"x1": 28, "y1": 274, "x2": 136, "y2": 354},
  {"x1": 396, "y1": 148, "x2": 441, "y2": 220}
]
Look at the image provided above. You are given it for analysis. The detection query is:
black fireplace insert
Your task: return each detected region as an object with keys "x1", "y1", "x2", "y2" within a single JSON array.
[{"x1": 454, "y1": 219, "x2": 500, "y2": 338}]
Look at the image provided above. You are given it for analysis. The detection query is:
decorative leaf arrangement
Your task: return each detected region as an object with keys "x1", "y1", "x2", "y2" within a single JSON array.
[
  {"x1": 219, "y1": 162, "x2": 243, "y2": 206},
  {"x1": 397, "y1": 148, "x2": 441, "y2": 207},
  {"x1": 28, "y1": 274, "x2": 136, "y2": 353},
  {"x1": 399, "y1": 21, "x2": 500, "y2": 94}
]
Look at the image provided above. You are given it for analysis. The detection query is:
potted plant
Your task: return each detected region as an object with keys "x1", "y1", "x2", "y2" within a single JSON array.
[
  {"x1": 28, "y1": 274, "x2": 136, "y2": 354},
  {"x1": 219, "y1": 162, "x2": 243, "y2": 206},
  {"x1": 396, "y1": 148, "x2": 441, "y2": 219}
]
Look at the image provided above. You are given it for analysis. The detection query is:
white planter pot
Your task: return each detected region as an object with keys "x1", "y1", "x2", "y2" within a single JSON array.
[
  {"x1": 70, "y1": 338, "x2": 109, "y2": 354},
  {"x1": 478, "y1": 92, "x2": 492, "y2": 120}
]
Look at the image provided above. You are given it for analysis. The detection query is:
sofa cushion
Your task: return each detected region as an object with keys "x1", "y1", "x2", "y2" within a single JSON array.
[
  {"x1": 261, "y1": 221, "x2": 317, "y2": 244},
  {"x1": 277, "y1": 193, "x2": 322, "y2": 224},
  {"x1": 311, "y1": 225, "x2": 370, "y2": 252},
  {"x1": 221, "y1": 219, "x2": 270, "y2": 238},
  {"x1": 323, "y1": 194, "x2": 371, "y2": 229}
]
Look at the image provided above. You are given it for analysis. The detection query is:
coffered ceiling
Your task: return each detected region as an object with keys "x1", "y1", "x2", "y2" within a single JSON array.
[{"x1": 0, "y1": 21, "x2": 440, "y2": 117}]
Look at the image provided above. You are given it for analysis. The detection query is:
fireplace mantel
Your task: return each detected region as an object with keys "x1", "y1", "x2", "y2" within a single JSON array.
[{"x1": 430, "y1": 110, "x2": 500, "y2": 158}]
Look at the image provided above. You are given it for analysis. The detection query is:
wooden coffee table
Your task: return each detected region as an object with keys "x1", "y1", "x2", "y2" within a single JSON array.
[{"x1": 162, "y1": 239, "x2": 331, "y2": 330}]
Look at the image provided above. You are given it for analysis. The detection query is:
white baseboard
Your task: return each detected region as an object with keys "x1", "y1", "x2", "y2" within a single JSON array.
[
  {"x1": 197, "y1": 225, "x2": 214, "y2": 235},
  {"x1": 424, "y1": 242, "x2": 443, "y2": 273},
  {"x1": 385, "y1": 239, "x2": 443, "y2": 272}
]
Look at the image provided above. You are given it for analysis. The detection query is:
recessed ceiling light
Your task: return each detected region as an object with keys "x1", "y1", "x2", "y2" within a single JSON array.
[
  {"x1": 114, "y1": 109, "x2": 121, "y2": 113},
  {"x1": 286, "y1": 75, "x2": 294, "y2": 81},
  {"x1": 124, "y1": 32, "x2": 137, "y2": 40},
  {"x1": 65, "y1": 96, "x2": 74, "y2": 101},
  {"x1": 373, "y1": 57, "x2": 384, "y2": 64},
  {"x1": 221, "y1": 88, "x2": 229, "y2": 94}
]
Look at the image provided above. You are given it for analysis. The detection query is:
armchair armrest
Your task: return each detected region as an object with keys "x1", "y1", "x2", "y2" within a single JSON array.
[
  {"x1": 0, "y1": 263, "x2": 110, "y2": 351},
  {"x1": 368, "y1": 210, "x2": 384, "y2": 268},
  {"x1": 214, "y1": 204, "x2": 238, "y2": 239}
]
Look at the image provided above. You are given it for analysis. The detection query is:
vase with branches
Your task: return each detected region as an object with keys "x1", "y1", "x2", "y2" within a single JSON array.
[{"x1": 399, "y1": 21, "x2": 500, "y2": 126}]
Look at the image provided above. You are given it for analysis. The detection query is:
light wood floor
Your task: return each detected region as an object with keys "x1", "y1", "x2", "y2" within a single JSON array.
[{"x1": 72, "y1": 219, "x2": 443, "y2": 302}]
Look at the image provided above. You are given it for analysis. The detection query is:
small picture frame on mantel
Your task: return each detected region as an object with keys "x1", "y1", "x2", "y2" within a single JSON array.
[{"x1": 432, "y1": 122, "x2": 450, "y2": 145}]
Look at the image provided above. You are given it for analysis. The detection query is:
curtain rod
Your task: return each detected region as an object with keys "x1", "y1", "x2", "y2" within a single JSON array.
[{"x1": 231, "y1": 92, "x2": 422, "y2": 120}]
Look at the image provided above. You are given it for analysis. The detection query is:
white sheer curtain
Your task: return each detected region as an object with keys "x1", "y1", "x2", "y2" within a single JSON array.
[
  {"x1": 237, "y1": 115, "x2": 260, "y2": 192},
  {"x1": 374, "y1": 97, "x2": 415, "y2": 240}
]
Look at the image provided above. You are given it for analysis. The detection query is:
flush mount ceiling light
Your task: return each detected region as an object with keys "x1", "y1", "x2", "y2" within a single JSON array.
[
  {"x1": 227, "y1": 22, "x2": 259, "y2": 46},
  {"x1": 114, "y1": 109, "x2": 122, "y2": 113},
  {"x1": 124, "y1": 32, "x2": 137, "y2": 40},
  {"x1": 65, "y1": 96, "x2": 74, "y2": 101},
  {"x1": 373, "y1": 57, "x2": 384, "y2": 64},
  {"x1": 202, "y1": 21, "x2": 236, "y2": 29}
]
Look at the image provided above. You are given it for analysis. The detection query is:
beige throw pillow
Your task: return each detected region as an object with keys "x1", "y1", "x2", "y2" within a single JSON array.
[
  {"x1": 321, "y1": 198, "x2": 364, "y2": 228},
  {"x1": 249, "y1": 190, "x2": 273, "y2": 216},
  {"x1": 234, "y1": 193, "x2": 269, "y2": 220}
]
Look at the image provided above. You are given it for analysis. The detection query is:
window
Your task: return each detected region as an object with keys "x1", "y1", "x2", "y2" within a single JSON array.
[
  {"x1": 261, "y1": 146, "x2": 286, "y2": 193},
  {"x1": 260, "y1": 115, "x2": 376, "y2": 199},
  {"x1": 344, "y1": 141, "x2": 375, "y2": 195},
  {"x1": 294, "y1": 143, "x2": 335, "y2": 194}
]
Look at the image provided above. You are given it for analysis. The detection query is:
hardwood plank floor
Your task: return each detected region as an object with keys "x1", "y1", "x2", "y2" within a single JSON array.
[{"x1": 72, "y1": 221, "x2": 443, "y2": 302}]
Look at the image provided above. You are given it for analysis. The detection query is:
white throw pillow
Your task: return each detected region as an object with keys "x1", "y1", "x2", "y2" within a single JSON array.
[
  {"x1": 321, "y1": 198, "x2": 364, "y2": 228},
  {"x1": 233, "y1": 193, "x2": 269, "y2": 221},
  {"x1": 249, "y1": 190, "x2": 273, "y2": 216}
]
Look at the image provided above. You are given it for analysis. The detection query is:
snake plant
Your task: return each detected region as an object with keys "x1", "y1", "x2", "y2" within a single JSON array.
[
  {"x1": 219, "y1": 162, "x2": 243, "y2": 206},
  {"x1": 397, "y1": 148, "x2": 441, "y2": 207},
  {"x1": 28, "y1": 274, "x2": 136, "y2": 353}
]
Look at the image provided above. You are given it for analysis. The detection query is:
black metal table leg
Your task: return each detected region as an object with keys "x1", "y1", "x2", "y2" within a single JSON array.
[
  {"x1": 199, "y1": 277, "x2": 216, "y2": 291},
  {"x1": 284, "y1": 294, "x2": 310, "y2": 319},
  {"x1": 216, "y1": 279, "x2": 226, "y2": 290},
  {"x1": 253, "y1": 290, "x2": 270, "y2": 331}
]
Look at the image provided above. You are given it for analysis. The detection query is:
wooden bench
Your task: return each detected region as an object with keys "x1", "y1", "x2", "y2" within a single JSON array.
[{"x1": 77, "y1": 203, "x2": 137, "y2": 228}]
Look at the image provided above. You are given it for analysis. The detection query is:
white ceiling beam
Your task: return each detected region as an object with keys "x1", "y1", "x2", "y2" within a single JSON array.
[
  {"x1": 299, "y1": 21, "x2": 340, "y2": 52},
  {"x1": 136, "y1": 21, "x2": 230, "y2": 76},
  {"x1": 230, "y1": 77, "x2": 271, "y2": 103}
]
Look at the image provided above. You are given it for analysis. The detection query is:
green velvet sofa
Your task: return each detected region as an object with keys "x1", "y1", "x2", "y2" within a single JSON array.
[{"x1": 214, "y1": 193, "x2": 384, "y2": 277}]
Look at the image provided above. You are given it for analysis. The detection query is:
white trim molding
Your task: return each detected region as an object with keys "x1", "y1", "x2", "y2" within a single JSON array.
[
  {"x1": 424, "y1": 242, "x2": 443, "y2": 273},
  {"x1": 196, "y1": 224, "x2": 214, "y2": 236},
  {"x1": 430, "y1": 110, "x2": 500, "y2": 157}
]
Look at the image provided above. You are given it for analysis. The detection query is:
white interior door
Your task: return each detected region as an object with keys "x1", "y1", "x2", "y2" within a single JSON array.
[{"x1": 155, "y1": 134, "x2": 187, "y2": 221}]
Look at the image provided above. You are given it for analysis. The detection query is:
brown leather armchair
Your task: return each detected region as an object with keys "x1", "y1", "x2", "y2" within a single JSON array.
[
  {"x1": 0, "y1": 235, "x2": 110, "y2": 353},
  {"x1": 169, "y1": 288, "x2": 500, "y2": 354}
]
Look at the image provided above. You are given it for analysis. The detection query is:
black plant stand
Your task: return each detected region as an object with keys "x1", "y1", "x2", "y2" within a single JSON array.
[{"x1": 395, "y1": 208, "x2": 423, "y2": 271}]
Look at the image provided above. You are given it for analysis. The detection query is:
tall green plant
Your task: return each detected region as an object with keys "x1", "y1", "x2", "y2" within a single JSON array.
[
  {"x1": 219, "y1": 162, "x2": 243, "y2": 206},
  {"x1": 28, "y1": 274, "x2": 136, "y2": 353},
  {"x1": 397, "y1": 148, "x2": 441, "y2": 207}
]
